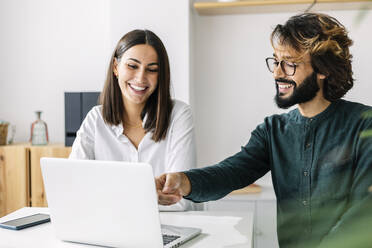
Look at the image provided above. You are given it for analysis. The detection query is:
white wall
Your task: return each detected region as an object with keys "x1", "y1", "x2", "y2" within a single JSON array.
[
  {"x1": 0, "y1": 0, "x2": 109, "y2": 143},
  {"x1": 193, "y1": 10, "x2": 372, "y2": 185},
  {"x1": 0, "y1": 0, "x2": 193, "y2": 143}
]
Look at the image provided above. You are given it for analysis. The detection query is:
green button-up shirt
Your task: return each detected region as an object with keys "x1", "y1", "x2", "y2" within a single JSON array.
[{"x1": 185, "y1": 99, "x2": 372, "y2": 248}]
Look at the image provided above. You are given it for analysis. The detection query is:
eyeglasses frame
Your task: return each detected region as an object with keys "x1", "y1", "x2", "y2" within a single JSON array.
[{"x1": 265, "y1": 57, "x2": 297, "y2": 76}]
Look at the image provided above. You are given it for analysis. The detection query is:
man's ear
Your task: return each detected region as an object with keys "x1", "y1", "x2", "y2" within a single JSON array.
[{"x1": 317, "y1": 73, "x2": 326, "y2": 80}]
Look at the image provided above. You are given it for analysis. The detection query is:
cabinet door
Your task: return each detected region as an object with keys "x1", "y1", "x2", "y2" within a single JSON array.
[
  {"x1": 29, "y1": 146, "x2": 71, "y2": 207},
  {"x1": 255, "y1": 200, "x2": 279, "y2": 248},
  {"x1": 0, "y1": 146, "x2": 29, "y2": 217}
]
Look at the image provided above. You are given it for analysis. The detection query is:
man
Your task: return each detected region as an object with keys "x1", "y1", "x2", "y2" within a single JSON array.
[{"x1": 156, "y1": 13, "x2": 372, "y2": 248}]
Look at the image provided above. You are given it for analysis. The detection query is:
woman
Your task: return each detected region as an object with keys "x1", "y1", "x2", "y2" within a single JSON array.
[{"x1": 69, "y1": 30, "x2": 196, "y2": 211}]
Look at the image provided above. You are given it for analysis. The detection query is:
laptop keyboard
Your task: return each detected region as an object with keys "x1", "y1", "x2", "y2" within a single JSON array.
[{"x1": 162, "y1": 234, "x2": 181, "y2": 245}]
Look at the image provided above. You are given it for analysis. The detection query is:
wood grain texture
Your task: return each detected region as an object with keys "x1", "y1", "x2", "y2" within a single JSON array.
[
  {"x1": 0, "y1": 145, "x2": 29, "y2": 217},
  {"x1": 29, "y1": 145, "x2": 71, "y2": 207},
  {"x1": 230, "y1": 184, "x2": 262, "y2": 194},
  {"x1": 194, "y1": 0, "x2": 372, "y2": 15}
]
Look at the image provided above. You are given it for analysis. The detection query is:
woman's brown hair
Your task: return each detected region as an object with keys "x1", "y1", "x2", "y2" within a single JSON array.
[
  {"x1": 271, "y1": 13, "x2": 354, "y2": 101},
  {"x1": 100, "y1": 29, "x2": 173, "y2": 142}
]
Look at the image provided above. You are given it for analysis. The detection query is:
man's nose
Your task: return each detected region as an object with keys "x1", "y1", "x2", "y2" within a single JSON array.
[{"x1": 273, "y1": 63, "x2": 285, "y2": 78}]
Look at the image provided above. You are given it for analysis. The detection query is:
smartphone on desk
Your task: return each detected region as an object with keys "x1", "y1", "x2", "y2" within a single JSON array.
[{"x1": 0, "y1": 213, "x2": 50, "y2": 230}]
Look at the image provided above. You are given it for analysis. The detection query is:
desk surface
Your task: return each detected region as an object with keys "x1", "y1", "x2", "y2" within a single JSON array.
[{"x1": 0, "y1": 207, "x2": 253, "y2": 248}]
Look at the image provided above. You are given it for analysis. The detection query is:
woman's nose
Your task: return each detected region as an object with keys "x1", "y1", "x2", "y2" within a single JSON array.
[{"x1": 135, "y1": 68, "x2": 146, "y2": 83}]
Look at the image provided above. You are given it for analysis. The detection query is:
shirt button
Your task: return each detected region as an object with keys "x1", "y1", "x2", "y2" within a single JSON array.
[
  {"x1": 304, "y1": 171, "x2": 308, "y2": 176},
  {"x1": 302, "y1": 200, "x2": 308, "y2": 206}
]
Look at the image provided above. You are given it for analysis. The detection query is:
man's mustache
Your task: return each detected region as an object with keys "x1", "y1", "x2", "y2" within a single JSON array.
[{"x1": 275, "y1": 78, "x2": 296, "y2": 86}]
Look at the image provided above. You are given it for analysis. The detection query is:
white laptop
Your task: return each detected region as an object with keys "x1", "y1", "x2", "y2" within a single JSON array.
[{"x1": 40, "y1": 158, "x2": 201, "y2": 248}]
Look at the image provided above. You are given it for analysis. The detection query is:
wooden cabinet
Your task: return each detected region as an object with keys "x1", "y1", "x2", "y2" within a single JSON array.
[
  {"x1": 0, "y1": 146, "x2": 29, "y2": 218},
  {"x1": 29, "y1": 145, "x2": 72, "y2": 207},
  {"x1": 0, "y1": 144, "x2": 71, "y2": 217}
]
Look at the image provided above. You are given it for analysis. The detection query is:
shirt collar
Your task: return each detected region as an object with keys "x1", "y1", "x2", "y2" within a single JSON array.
[
  {"x1": 111, "y1": 123, "x2": 124, "y2": 137},
  {"x1": 290, "y1": 99, "x2": 341, "y2": 124},
  {"x1": 110, "y1": 113, "x2": 148, "y2": 138}
]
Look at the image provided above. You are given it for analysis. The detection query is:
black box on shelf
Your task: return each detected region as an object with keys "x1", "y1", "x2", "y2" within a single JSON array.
[{"x1": 64, "y1": 92, "x2": 100, "y2": 146}]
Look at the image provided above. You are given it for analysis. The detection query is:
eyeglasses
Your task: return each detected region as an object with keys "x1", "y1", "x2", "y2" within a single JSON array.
[{"x1": 265, "y1": 57, "x2": 297, "y2": 76}]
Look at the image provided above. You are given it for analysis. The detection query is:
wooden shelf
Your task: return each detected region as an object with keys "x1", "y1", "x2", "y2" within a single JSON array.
[
  {"x1": 230, "y1": 184, "x2": 262, "y2": 195},
  {"x1": 194, "y1": 0, "x2": 372, "y2": 15}
]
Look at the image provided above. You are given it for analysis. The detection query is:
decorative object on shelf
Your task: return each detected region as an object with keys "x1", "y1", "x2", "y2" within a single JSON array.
[
  {"x1": 7, "y1": 125, "x2": 16, "y2": 144},
  {"x1": 0, "y1": 121, "x2": 9, "y2": 145},
  {"x1": 30, "y1": 111, "x2": 49, "y2": 145}
]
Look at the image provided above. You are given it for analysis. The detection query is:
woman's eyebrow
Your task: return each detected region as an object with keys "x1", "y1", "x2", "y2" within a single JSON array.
[
  {"x1": 128, "y1": 58, "x2": 140, "y2": 63},
  {"x1": 127, "y1": 58, "x2": 158, "y2": 66}
]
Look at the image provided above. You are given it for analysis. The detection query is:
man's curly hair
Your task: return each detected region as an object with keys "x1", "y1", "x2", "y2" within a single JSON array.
[{"x1": 271, "y1": 13, "x2": 354, "y2": 101}]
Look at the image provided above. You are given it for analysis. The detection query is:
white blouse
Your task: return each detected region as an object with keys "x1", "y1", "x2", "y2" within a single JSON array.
[{"x1": 69, "y1": 100, "x2": 196, "y2": 211}]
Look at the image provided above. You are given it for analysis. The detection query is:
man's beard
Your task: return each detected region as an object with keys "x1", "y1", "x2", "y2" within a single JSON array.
[{"x1": 274, "y1": 72, "x2": 320, "y2": 109}]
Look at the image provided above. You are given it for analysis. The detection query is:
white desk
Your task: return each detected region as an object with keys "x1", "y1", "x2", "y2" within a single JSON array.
[{"x1": 0, "y1": 207, "x2": 253, "y2": 248}]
